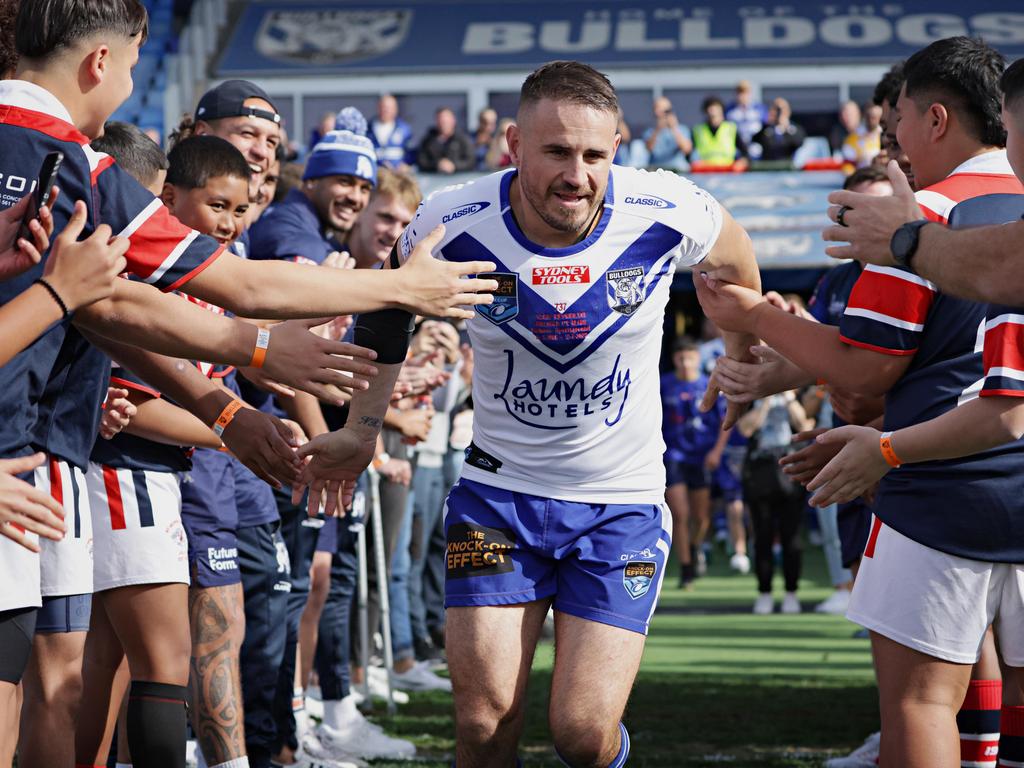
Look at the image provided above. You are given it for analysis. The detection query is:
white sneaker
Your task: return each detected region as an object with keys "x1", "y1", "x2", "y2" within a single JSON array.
[
  {"x1": 815, "y1": 588, "x2": 851, "y2": 615},
  {"x1": 753, "y1": 593, "x2": 774, "y2": 615},
  {"x1": 362, "y1": 666, "x2": 411, "y2": 703},
  {"x1": 186, "y1": 738, "x2": 198, "y2": 768},
  {"x1": 825, "y1": 731, "x2": 880, "y2": 767},
  {"x1": 781, "y1": 592, "x2": 801, "y2": 614},
  {"x1": 300, "y1": 732, "x2": 369, "y2": 767},
  {"x1": 305, "y1": 694, "x2": 324, "y2": 720},
  {"x1": 295, "y1": 739, "x2": 368, "y2": 768},
  {"x1": 729, "y1": 553, "x2": 751, "y2": 574},
  {"x1": 390, "y1": 660, "x2": 453, "y2": 693},
  {"x1": 695, "y1": 548, "x2": 708, "y2": 577},
  {"x1": 317, "y1": 716, "x2": 416, "y2": 761}
]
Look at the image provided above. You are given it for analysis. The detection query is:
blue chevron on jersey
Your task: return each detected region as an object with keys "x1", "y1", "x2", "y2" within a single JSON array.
[{"x1": 399, "y1": 165, "x2": 723, "y2": 503}]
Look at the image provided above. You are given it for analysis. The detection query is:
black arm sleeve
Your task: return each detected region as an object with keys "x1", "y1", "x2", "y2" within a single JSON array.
[{"x1": 352, "y1": 244, "x2": 415, "y2": 364}]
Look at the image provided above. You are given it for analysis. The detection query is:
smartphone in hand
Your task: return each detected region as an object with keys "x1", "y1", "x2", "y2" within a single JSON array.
[{"x1": 17, "y1": 151, "x2": 64, "y2": 244}]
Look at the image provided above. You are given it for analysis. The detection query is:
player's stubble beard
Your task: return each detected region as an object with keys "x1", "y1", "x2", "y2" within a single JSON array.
[{"x1": 518, "y1": 164, "x2": 606, "y2": 243}]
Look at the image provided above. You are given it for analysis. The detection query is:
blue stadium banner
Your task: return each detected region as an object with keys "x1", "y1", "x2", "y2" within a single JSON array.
[{"x1": 217, "y1": 0, "x2": 1024, "y2": 75}]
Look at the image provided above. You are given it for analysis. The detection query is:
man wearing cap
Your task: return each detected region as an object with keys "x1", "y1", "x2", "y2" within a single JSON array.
[{"x1": 248, "y1": 115, "x2": 420, "y2": 764}]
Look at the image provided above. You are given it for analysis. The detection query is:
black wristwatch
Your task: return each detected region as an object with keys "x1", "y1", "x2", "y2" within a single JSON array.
[{"x1": 890, "y1": 220, "x2": 929, "y2": 270}]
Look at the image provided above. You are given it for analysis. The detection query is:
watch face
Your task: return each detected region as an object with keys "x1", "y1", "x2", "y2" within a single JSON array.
[{"x1": 892, "y1": 224, "x2": 917, "y2": 265}]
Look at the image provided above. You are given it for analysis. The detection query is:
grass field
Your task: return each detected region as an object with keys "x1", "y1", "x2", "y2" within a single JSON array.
[{"x1": 365, "y1": 542, "x2": 880, "y2": 767}]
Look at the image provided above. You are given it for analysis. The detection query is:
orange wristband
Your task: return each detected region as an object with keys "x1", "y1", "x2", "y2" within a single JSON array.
[
  {"x1": 879, "y1": 431, "x2": 902, "y2": 468},
  {"x1": 212, "y1": 399, "x2": 244, "y2": 438},
  {"x1": 816, "y1": 378, "x2": 827, "y2": 386},
  {"x1": 249, "y1": 328, "x2": 271, "y2": 369}
]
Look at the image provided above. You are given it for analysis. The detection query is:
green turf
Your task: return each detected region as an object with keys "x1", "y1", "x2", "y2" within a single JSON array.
[{"x1": 364, "y1": 540, "x2": 880, "y2": 767}]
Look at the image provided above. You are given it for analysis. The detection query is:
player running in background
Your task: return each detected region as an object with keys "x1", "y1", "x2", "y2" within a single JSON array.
[
  {"x1": 661, "y1": 336, "x2": 729, "y2": 588},
  {"x1": 295, "y1": 60, "x2": 761, "y2": 766}
]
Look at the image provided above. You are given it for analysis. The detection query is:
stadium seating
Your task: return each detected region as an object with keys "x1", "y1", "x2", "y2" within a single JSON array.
[{"x1": 109, "y1": 0, "x2": 188, "y2": 142}]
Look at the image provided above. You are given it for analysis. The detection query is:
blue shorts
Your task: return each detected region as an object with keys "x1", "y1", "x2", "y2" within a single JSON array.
[
  {"x1": 180, "y1": 448, "x2": 240, "y2": 588},
  {"x1": 232, "y1": 457, "x2": 279, "y2": 528},
  {"x1": 712, "y1": 446, "x2": 745, "y2": 503},
  {"x1": 443, "y1": 479, "x2": 671, "y2": 635},
  {"x1": 317, "y1": 516, "x2": 338, "y2": 553},
  {"x1": 838, "y1": 498, "x2": 872, "y2": 568},
  {"x1": 665, "y1": 460, "x2": 709, "y2": 490},
  {"x1": 35, "y1": 593, "x2": 92, "y2": 633}
]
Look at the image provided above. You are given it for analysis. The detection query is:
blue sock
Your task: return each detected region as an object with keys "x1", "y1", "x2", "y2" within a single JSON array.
[{"x1": 555, "y1": 722, "x2": 630, "y2": 767}]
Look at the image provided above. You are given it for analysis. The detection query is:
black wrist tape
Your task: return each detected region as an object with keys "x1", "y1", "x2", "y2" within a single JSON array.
[{"x1": 354, "y1": 308, "x2": 415, "y2": 364}]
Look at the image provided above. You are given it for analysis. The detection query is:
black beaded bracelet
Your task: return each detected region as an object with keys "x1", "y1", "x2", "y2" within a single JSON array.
[{"x1": 34, "y1": 277, "x2": 69, "y2": 319}]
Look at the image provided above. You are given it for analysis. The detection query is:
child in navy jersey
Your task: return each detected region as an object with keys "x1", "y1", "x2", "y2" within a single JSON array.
[{"x1": 661, "y1": 337, "x2": 728, "y2": 587}]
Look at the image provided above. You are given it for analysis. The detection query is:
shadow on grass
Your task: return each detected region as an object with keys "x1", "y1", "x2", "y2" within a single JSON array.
[{"x1": 367, "y1": 669, "x2": 878, "y2": 767}]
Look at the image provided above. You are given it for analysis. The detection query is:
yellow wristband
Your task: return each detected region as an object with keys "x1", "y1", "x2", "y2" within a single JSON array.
[
  {"x1": 249, "y1": 328, "x2": 271, "y2": 369},
  {"x1": 212, "y1": 399, "x2": 244, "y2": 438},
  {"x1": 879, "y1": 431, "x2": 902, "y2": 468}
]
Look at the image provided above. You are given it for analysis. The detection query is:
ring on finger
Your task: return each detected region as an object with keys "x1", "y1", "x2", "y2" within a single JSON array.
[{"x1": 836, "y1": 205, "x2": 851, "y2": 227}]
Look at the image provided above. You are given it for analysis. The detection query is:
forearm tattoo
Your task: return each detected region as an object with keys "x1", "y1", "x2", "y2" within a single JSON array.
[
  {"x1": 358, "y1": 416, "x2": 383, "y2": 429},
  {"x1": 189, "y1": 584, "x2": 246, "y2": 763}
]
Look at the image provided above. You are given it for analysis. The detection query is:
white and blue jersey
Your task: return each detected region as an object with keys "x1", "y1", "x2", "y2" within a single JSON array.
[{"x1": 400, "y1": 165, "x2": 722, "y2": 505}]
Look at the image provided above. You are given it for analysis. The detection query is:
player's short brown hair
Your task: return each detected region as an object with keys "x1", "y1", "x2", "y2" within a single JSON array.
[
  {"x1": 374, "y1": 168, "x2": 421, "y2": 214},
  {"x1": 519, "y1": 61, "x2": 619, "y2": 117},
  {"x1": 15, "y1": 0, "x2": 147, "y2": 61}
]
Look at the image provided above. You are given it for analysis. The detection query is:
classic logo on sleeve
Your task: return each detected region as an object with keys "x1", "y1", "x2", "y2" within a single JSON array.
[
  {"x1": 477, "y1": 272, "x2": 518, "y2": 325},
  {"x1": 606, "y1": 266, "x2": 646, "y2": 315},
  {"x1": 623, "y1": 561, "x2": 657, "y2": 599},
  {"x1": 446, "y1": 522, "x2": 516, "y2": 578}
]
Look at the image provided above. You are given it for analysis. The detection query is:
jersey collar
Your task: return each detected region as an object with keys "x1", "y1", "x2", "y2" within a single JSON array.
[
  {"x1": 947, "y1": 149, "x2": 1011, "y2": 177},
  {"x1": 0, "y1": 80, "x2": 75, "y2": 124}
]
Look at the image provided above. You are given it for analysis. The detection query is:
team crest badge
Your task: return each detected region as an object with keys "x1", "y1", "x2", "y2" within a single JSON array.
[
  {"x1": 606, "y1": 266, "x2": 645, "y2": 315},
  {"x1": 478, "y1": 272, "x2": 518, "y2": 325},
  {"x1": 623, "y1": 561, "x2": 657, "y2": 600},
  {"x1": 256, "y1": 10, "x2": 411, "y2": 66}
]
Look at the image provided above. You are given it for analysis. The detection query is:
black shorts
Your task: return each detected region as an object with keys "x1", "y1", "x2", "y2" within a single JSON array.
[{"x1": 0, "y1": 606, "x2": 38, "y2": 683}]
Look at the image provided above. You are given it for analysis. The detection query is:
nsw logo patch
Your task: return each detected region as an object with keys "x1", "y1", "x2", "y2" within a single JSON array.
[
  {"x1": 606, "y1": 266, "x2": 645, "y2": 316},
  {"x1": 477, "y1": 272, "x2": 518, "y2": 325},
  {"x1": 623, "y1": 561, "x2": 657, "y2": 599}
]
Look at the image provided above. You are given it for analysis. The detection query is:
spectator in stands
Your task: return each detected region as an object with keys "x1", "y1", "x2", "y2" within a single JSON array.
[
  {"x1": 308, "y1": 111, "x2": 335, "y2": 152},
  {"x1": 751, "y1": 98, "x2": 806, "y2": 162},
  {"x1": 417, "y1": 107, "x2": 475, "y2": 174},
  {"x1": 641, "y1": 96, "x2": 692, "y2": 171},
  {"x1": 842, "y1": 102, "x2": 882, "y2": 168},
  {"x1": 473, "y1": 107, "x2": 498, "y2": 170},
  {"x1": 740, "y1": 388, "x2": 815, "y2": 615},
  {"x1": 484, "y1": 117, "x2": 515, "y2": 170},
  {"x1": 369, "y1": 93, "x2": 415, "y2": 170},
  {"x1": 613, "y1": 107, "x2": 632, "y2": 166},
  {"x1": 692, "y1": 96, "x2": 747, "y2": 167},
  {"x1": 829, "y1": 100, "x2": 861, "y2": 156},
  {"x1": 726, "y1": 80, "x2": 768, "y2": 151}
]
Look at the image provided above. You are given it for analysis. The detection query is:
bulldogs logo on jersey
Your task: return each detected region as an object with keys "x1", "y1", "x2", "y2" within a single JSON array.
[
  {"x1": 606, "y1": 266, "x2": 645, "y2": 316},
  {"x1": 623, "y1": 561, "x2": 657, "y2": 599},
  {"x1": 477, "y1": 272, "x2": 518, "y2": 325}
]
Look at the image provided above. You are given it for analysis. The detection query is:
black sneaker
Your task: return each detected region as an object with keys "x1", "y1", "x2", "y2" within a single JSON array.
[{"x1": 414, "y1": 636, "x2": 446, "y2": 665}]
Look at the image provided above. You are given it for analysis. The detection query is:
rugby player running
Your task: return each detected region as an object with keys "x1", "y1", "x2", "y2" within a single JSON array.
[{"x1": 295, "y1": 61, "x2": 761, "y2": 767}]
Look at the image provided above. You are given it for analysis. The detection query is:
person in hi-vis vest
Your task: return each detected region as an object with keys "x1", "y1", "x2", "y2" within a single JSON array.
[{"x1": 692, "y1": 96, "x2": 748, "y2": 168}]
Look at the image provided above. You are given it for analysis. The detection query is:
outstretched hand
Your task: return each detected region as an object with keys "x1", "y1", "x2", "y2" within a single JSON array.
[
  {"x1": 292, "y1": 429, "x2": 377, "y2": 517},
  {"x1": 822, "y1": 160, "x2": 921, "y2": 264},
  {"x1": 693, "y1": 272, "x2": 766, "y2": 335},
  {"x1": 395, "y1": 225, "x2": 500, "y2": 320},
  {"x1": 220, "y1": 408, "x2": 304, "y2": 489},
  {"x1": 806, "y1": 425, "x2": 890, "y2": 506}
]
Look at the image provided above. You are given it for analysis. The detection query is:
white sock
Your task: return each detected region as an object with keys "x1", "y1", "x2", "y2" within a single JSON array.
[
  {"x1": 210, "y1": 759, "x2": 250, "y2": 768},
  {"x1": 322, "y1": 694, "x2": 359, "y2": 731},
  {"x1": 115, "y1": 763, "x2": 133, "y2": 768}
]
